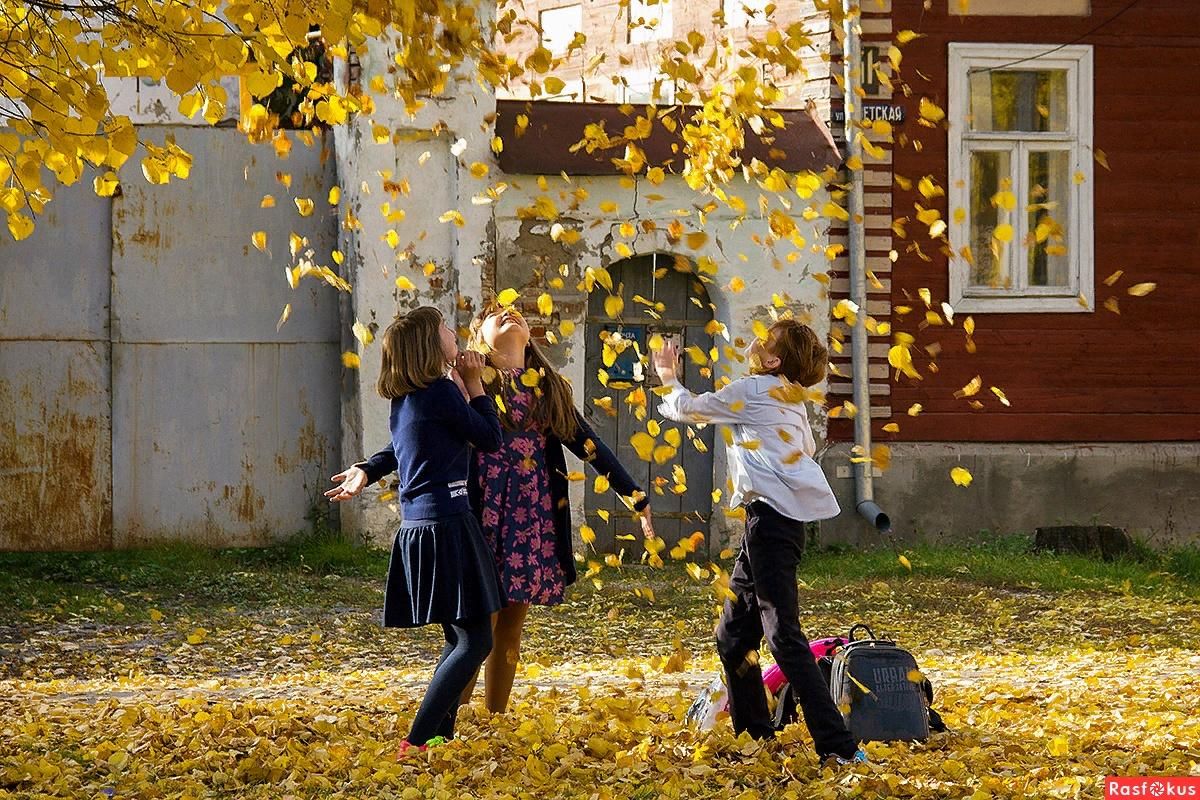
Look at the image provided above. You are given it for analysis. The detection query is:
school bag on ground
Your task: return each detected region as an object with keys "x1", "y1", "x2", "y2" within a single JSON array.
[
  {"x1": 770, "y1": 627, "x2": 947, "y2": 738},
  {"x1": 826, "y1": 623, "x2": 942, "y2": 741}
]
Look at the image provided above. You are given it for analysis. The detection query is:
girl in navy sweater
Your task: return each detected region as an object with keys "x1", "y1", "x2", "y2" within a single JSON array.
[
  {"x1": 459, "y1": 303, "x2": 654, "y2": 714},
  {"x1": 326, "y1": 306, "x2": 504, "y2": 755}
]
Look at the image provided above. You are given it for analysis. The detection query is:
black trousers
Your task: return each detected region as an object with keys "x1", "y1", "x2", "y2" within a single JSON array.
[{"x1": 715, "y1": 501, "x2": 858, "y2": 759}]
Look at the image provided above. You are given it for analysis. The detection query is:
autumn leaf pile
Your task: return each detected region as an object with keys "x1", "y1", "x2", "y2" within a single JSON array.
[{"x1": 2, "y1": 553, "x2": 1198, "y2": 799}]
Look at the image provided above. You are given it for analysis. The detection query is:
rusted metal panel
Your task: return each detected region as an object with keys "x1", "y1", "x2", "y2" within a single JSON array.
[
  {"x1": 0, "y1": 178, "x2": 111, "y2": 341},
  {"x1": 0, "y1": 341, "x2": 112, "y2": 550},
  {"x1": 109, "y1": 126, "x2": 342, "y2": 546},
  {"x1": 111, "y1": 342, "x2": 341, "y2": 547},
  {"x1": 496, "y1": 100, "x2": 842, "y2": 175},
  {"x1": 112, "y1": 126, "x2": 340, "y2": 345}
]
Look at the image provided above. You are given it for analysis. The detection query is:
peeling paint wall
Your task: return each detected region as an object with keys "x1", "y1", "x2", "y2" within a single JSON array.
[
  {"x1": 0, "y1": 178, "x2": 114, "y2": 550},
  {"x1": 491, "y1": 175, "x2": 836, "y2": 551},
  {"x1": 336, "y1": 67, "x2": 837, "y2": 547},
  {"x1": 0, "y1": 127, "x2": 341, "y2": 550}
]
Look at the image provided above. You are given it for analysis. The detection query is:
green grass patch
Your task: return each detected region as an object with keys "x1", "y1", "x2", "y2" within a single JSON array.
[
  {"x1": 1, "y1": 531, "x2": 1197, "y2": 626},
  {"x1": 804, "y1": 533, "x2": 1200, "y2": 599}
]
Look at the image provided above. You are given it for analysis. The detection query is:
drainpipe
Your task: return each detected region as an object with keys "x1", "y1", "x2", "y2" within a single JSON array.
[{"x1": 842, "y1": 1, "x2": 892, "y2": 536}]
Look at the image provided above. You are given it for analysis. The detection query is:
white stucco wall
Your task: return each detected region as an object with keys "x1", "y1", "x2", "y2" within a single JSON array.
[{"x1": 335, "y1": 26, "x2": 836, "y2": 546}]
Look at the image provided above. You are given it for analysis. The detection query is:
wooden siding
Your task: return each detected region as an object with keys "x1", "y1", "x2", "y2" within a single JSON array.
[{"x1": 830, "y1": 0, "x2": 1200, "y2": 444}]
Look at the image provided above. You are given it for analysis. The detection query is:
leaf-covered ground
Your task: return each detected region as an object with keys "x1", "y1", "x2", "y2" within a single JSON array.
[{"x1": 1, "y1": 539, "x2": 1198, "y2": 799}]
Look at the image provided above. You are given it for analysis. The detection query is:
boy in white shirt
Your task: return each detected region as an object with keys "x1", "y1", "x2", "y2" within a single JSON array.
[{"x1": 652, "y1": 319, "x2": 865, "y2": 766}]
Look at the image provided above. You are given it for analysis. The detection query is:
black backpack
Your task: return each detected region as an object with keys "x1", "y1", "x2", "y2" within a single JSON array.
[{"x1": 772, "y1": 624, "x2": 947, "y2": 739}]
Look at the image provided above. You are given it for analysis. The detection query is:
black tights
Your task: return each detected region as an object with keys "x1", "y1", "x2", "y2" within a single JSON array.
[{"x1": 406, "y1": 615, "x2": 493, "y2": 745}]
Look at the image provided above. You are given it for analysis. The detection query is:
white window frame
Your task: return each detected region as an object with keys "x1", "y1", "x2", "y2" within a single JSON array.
[
  {"x1": 948, "y1": 43, "x2": 1094, "y2": 313},
  {"x1": 628, "y1": 0, "x2": 671, "y2": 44},
  {"x1": 539, "y1": 5, "x2": 583, "y2": 57}
]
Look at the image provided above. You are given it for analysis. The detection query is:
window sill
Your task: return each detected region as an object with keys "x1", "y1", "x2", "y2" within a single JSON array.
[{"x1": 950, "y1": 294, "x2": 1094, "y2": 314}]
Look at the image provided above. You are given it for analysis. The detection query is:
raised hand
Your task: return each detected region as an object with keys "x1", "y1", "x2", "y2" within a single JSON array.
[
  {"x1": 325, "y1": 466, "x2": 369, "y2": 503},
  {"x1": 453, "y1": 351, "x2": 487, "y2": 397},
  {"x1": 652, "y1": 340, "x2": 680, "y2": 385}
]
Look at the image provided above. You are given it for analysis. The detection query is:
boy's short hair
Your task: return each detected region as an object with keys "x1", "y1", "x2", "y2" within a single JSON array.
[
  {"x1": 766, "y1": 319, "x2": 827, "y2": 387},
  {"x1": 377, "y1": 306, "x2": 447, "y2": 399}
]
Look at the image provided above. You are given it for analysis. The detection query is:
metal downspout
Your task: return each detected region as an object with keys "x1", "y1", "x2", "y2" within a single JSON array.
[{"x1": 842, "y1": 2, "x2": 891, "y2": 535}]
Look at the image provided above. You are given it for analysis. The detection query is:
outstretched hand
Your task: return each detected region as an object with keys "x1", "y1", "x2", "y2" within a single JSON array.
[
  {"x1": 325, "y1": 466, "x2": 369, "y2": 503},
  {"x1": 639, "y1": 507, "x2": 656, "y2": 541}
]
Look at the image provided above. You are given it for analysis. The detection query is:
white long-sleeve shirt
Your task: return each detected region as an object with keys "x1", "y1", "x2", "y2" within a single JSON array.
[{"x1": 658, "y1": 374, "x2": 841, "y2": 522}]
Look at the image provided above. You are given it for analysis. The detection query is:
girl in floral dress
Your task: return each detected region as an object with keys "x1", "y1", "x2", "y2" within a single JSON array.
[{"x1": 461, "y1": 302, "x2": 655, "y2": 713}]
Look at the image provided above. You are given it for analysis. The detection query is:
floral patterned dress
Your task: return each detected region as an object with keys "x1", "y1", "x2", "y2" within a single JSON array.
[{"x1": 476, "y1": 370, "x2": 566, "y2": 606}]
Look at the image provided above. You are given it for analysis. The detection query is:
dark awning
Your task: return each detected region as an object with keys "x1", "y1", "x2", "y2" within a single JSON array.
[{"x1": 494, "y1": 99, "x2": 842, "y2": 176}]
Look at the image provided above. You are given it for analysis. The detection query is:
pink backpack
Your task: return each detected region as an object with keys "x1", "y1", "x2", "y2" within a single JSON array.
[{"x1": 761, "y1": 637, "x2": 847, "y2": 693}]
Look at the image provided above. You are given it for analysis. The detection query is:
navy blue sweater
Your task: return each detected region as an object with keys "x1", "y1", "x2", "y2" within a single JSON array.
[{"x1": 357, "y1": 378, "x2": 502, "y2": 519}]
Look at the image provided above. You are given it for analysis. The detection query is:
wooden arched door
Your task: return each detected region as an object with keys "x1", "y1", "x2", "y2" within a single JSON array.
[{"x1": 583, "y1": 254, "x2": 716, "y2": 551}]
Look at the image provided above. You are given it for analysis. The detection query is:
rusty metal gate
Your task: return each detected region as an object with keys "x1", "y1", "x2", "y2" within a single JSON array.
[
  {"x1": 582, "y1": 253, "x2": 715, "y2": 550},
  {"x1": 0, "y1": 127, "x2": 342, "y2": 550}
]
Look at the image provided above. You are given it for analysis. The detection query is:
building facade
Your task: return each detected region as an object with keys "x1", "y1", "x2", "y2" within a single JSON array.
[{"x1": 822, "y1": 0, "x2": 1200, "y2": 548}]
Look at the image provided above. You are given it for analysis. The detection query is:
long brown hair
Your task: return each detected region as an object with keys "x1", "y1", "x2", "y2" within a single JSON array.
[
  {"x1": 469, "y1": 305, "x2": 579, "y2": 441},
  {"x1": 377, "y1": 306, "x2": 449, "y2": 399}
]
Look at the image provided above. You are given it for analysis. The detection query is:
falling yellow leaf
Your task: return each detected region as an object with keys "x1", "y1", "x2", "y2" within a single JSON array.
[
  {"x1": 955, "y1": 375, "x2": 982, "y2": 398},
  {"x1": 251, "y1": 231, "x2": 268, "y2": 252},
  {"x1": 631, "y1": 432, "x2": 656, "y2": 461},
  {"x1": 950, "y1": 466, "x2": 973, "y2": 487},
  {"x1": 898, "y1": 555, "x2": 912, "y2": 572},
  {"x1": 276, "y1": 304, "x2": 292, "y2": 331},
  {"x1": 439, "y1": 210, "x2": 465, "y2": 227},
  {"x1": 342, "y1": 352, "x2": 361, "y2": 369},
  {"x1": 580, "y1": 525, "x2": 596, "y2": 545},
  {"x1": 395, "y1": 275, "x2": 416, "y2": 291},
  {"x1": 497, "y1": 288, "x2": 519, "y2": 306},
  {"x1": 295, "y1": 198, "x2": 315, "y2": 217},
  {"x1": 328, "y1": 186, "x2": 341, "y2": 205},
  {"x1": 353, "y1": 320, "x2": 374, "y2": 346},
  {"x1": 605, "y1": 294, "x2": 624, "y2": 318},
  {"x1": 918, "y1": 97, "x2": 946, "y2": 124},
  {"x1": 537, "y1": 293, "x2": 554, "y2": 315},
  {"x1": 1127, "y1": 282, "x2": 1156, "y2": 297}
]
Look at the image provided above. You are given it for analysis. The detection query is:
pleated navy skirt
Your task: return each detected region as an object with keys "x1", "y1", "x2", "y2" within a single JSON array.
[{"x1": 383, "y1": 512, "x2": 504, "y2": 628}]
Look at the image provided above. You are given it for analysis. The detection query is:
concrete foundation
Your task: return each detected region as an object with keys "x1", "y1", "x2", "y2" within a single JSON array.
[{"x1": 819, "y1": 442, "x2": 1200, "y2": 550}]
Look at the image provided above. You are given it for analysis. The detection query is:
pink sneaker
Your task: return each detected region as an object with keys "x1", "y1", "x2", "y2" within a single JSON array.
[{"x1": 395, "y1": 740, "x2": 428, "y2": 760}]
